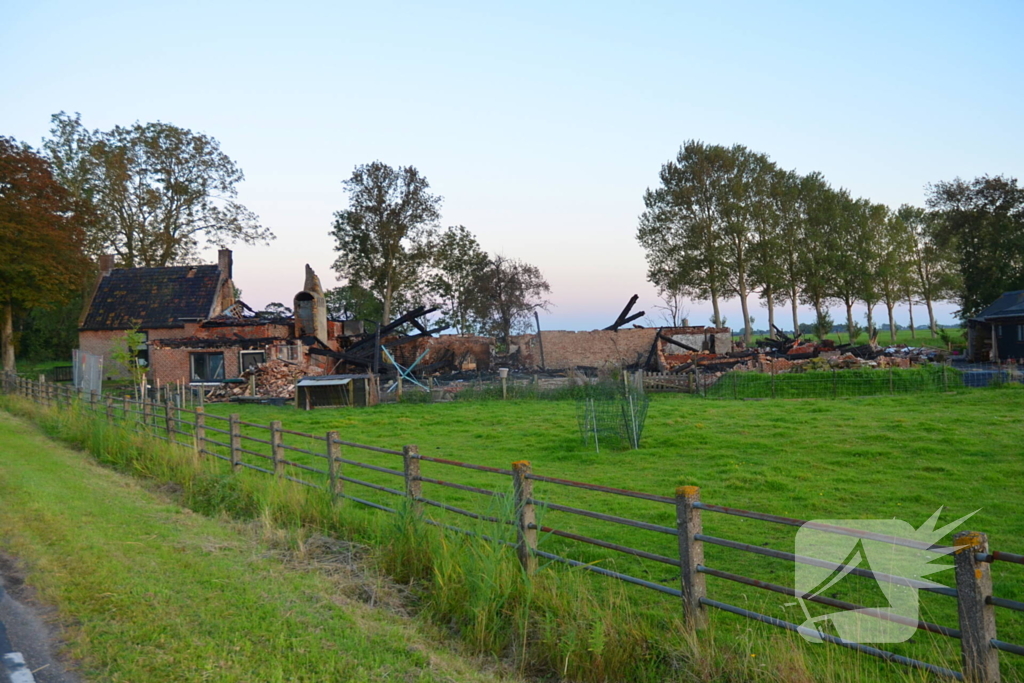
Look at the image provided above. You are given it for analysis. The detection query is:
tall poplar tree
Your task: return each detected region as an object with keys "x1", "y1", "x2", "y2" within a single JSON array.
[{"x1": 637, "y1": 141, "x2": 733, "y2": 327}]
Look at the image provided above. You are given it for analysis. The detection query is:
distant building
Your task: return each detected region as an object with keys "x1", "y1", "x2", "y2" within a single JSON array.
[{"x1": 967, "y1": 290, "x2": 1024, "y2": 361}]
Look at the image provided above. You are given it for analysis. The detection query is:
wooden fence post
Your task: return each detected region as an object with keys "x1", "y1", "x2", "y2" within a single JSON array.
[
  {"x1": 676, "y1": 485, "x2": 707, "y2": 629},
  {"x1": 327, "y1": 431, "x2": 342, "y2": 501},
  {"x1": 143, "y1": 399, "x2": 151, "y2": 429},
  {"x1": 953, "y1": 531, "x2": 1000, "y2": 683},
  {"x1": 512, "y1": 460, "x2": 538, "y2": 573},
  {"x1": 194, "y1": 407, "x2": 205, "y2": 455},
  {"x1": 105, "y1": 396, "x2": 114, "y2": 422},
  {"x1": 37, "y1": 375, "x2": 45, "y2": 405},
  {"x1": 229, "y1": 414, "x2": 242, "y2": 472},
  {"x1": 403, "y1": 445, "x2": 421, "y2": 512},
  {"x1": 90, "y1": 390, "x2": 97, "y2": 413},
  {"x1": 271, "y1": 420, "x2": 284, "y2": 477},
  {"x1": 164, "y1": 401, "x2": 173, "y2": 439}
]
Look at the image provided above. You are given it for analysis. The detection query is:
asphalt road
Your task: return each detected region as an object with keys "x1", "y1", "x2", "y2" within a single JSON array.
[{"x1": 0, "y1": 566, "x2": 79, "y2": 683}]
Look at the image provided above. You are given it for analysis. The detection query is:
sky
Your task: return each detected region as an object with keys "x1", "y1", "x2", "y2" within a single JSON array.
[{"x1": 3, "y1": 0, "x2": 1022, "y2": 333}]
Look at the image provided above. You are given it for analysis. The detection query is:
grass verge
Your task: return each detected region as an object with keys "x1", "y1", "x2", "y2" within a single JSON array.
[{"x1": 0, "y1": 407, "x2": 515, "y2": 682}]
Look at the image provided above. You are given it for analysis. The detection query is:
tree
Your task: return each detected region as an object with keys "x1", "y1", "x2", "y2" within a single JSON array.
[
  {"x1": 828, "y1": 194, "x2": 874, "y2": 342},
  {"x1": 111, "y1": 326, "x2": 148, "y2": 400},
  {"x1": 259, "y1": 302, "x2": 293, "y2": 318},
  {"x1": 479, "y1": 255, "x2": 551, "y2": 347},
  {"x1": 637, "y1": 141, "x2": 733, "y2": 327},
  {"x1": 425, "y1": 226, "x2": 491, "y2": 335},
  {"x1": 43, "y1": 112, "x2": 273, "y2": 267},
  {"x1": 651, "y1": 285, "x2": 690, "y2": 327},
  {"x1": 797, "y1": 173, "x2": 841, "y2": 327},
  {"x1": 0, "y1": 137, "x2": 92, "y2": 372},
  {"x1": 330, "y1": 161, "x2": 442, "y2": 324},
  {"x1": 926, "y1": 176, "x2": 1024, "y2": 319},
  {"x1": 748, "y1": 165, "x2": 792, "y2": 338},
  {"x1": 768, "y1": 169, "x2": 806, "y2": 335},
  {"x1": 898, "y1": 205, "x2": 958, "y2": 337},
  {"x1": 723, "y1": 146, "x2": 776, "y2": 345},
  {"x1": 324, "y1": 285, "x2": 382, "y2": 325},
  {"x1": 875, "y1": 208, "x2": 915, "y2": 343}
]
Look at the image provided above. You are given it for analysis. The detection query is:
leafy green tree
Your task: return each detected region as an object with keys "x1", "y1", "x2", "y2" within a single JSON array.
[
  {"x1": 424, "y1": 226, "x2": 491, "y2": 335},
  {"x1": 259, "y1": 302, "x2": 292, "y2": 318},
  {"x1": 828, "y1": 194, "x2": 876, "y2": 342},
  {"x1": 748, "y1": 164, "x2": 793, "y2": 338},
  {"x1": 898, "y1": 205, "x2": 958, "y2": 337},
  {"x1": 724, "y1": 146, "x2": 776, "y2": 345},
  {"x1": 797, "y1": 173, "x2": 841, "y2": 327},
  {"x1": 767, "y1": 169, "x2": 806, "y2": 335},
  {"x1": 15, "y1": 293, "x2": 85, "y2": 362},
  {"x1": 479, "y1": 255, "x2": 550, "y2": 347},
  {"x1": 875, "y1": 208, "x2": 915, "y2": 343},
  {"x1": 330, "y1": 161, "x2": 441, "y2": 324},
  {"x1": 43, "y1": 112, "x2": 273, "y2": 266},
  {"x1": 857, "y1": 203, "x2": 889, "y2": 339},
  {"x1": 111, "y1": 326, "x2": 148, "y2": 399},
  {"x1": 323, "y1": 285, "x2": 382, "y2": 325},
  {"x1": 0, "y1": 137, "x2": 92, "y2": 372},
  {"x1": 637, "y1": 141, "x2": 733, "y2": 327},
  {"x1": 926, "y1": 175, "x2": 1022, "y2": 319}
]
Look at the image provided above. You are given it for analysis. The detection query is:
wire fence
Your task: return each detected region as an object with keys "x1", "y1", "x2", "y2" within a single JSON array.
[
  {"x1": 3, "y1": 371, "x2": 1023, "y2": 682},
  {"x1": 642, "y1": 361, "x2": 1024, "y2": 400}
]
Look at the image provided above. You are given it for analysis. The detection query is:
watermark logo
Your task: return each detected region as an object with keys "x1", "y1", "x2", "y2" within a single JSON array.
[{"x1": 791, "y1": 508, "x2": 976, "y2": 644}]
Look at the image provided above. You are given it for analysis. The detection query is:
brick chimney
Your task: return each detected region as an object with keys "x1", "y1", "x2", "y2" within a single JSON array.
[
  {"x1": 99, "y1": 254, "x2": 116, "y2": 276},
  {"x1": 218, "y1": 248, "x2": 233, "y2": 279}
]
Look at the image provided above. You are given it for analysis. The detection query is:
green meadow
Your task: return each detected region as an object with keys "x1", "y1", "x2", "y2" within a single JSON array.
[{"x1": 197, "y1": 386, "x2": 1024, "y2": 679}]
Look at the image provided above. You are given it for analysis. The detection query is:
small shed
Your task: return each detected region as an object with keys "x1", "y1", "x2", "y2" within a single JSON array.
[
  {"x1": 967, "y1": 290, "x2": 1024, "y2": 361},
  {"x1": 295, "y1": 374, "x2": 379, "y2": 409}
]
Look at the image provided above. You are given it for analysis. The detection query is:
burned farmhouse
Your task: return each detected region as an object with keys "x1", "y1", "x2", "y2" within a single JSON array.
[{"x1": 78, "y1": 251, "x2": 355, "y2": 392}]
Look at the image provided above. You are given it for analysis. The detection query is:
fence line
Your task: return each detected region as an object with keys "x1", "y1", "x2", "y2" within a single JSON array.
[
  {"x1": 640, "y1": 361, "x2": 1024, "y2": 400},
  {"x1": 2, "y1": 371, "x2": 1021, "y2": 682}
]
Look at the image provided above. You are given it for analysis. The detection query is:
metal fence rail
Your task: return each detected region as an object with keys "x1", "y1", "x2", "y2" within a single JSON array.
[{"x1": 2, "y1": 371, "x2": 1021, "y2": 683}]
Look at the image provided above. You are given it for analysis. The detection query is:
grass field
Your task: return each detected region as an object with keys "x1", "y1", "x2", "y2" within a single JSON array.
[
  {"x1": 4, "y1": 381, "x2": 1022, "y2": 680},
  {"x1": 192, "y1": 385, "x2": 1024, "y2": 679},
  {"x1": 0, "y1": 410, "x2": 515, "y2": 683}
]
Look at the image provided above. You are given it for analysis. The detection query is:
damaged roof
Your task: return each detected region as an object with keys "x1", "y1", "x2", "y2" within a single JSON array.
[{"x1": 80, "y1": 265, "x2": 223, "y2": 330}]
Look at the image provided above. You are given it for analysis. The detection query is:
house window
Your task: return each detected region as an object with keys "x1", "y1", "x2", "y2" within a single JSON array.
[
  {"x1": 190, "y1": 353, "x2": 225, "y2": 382},
  {"x1": 280, "y1": 344, "x2": 302, "y2": 362},
  {"x1": 240, "y1": 350, "x2": 266, "y2": 372},
  {"x1": 134, "y1": 331, "x2": 149, "y2": 369}
]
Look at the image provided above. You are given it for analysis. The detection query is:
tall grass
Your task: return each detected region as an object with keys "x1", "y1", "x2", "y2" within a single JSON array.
[{"x1": 2, "y1": 392, "x2": 999, "y2": 682}]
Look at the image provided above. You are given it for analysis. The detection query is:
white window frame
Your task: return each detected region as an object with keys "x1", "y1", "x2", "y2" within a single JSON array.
[{"x1": 239, "y1": 350, "x2": 266, "y2": 372}]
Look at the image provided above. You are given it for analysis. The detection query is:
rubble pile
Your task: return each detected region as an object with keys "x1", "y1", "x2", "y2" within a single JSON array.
[
  {"x1": 654, "y1": 325, "x2": 943, "y2": 387},
  {"x1": 204, "y1": 359, "x2": 324, "y2": 401}
]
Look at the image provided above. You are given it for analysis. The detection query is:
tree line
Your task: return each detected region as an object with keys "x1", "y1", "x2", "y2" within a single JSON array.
[{"x1": 637, "y1": 140, "x2": 1024, "y2": 346}]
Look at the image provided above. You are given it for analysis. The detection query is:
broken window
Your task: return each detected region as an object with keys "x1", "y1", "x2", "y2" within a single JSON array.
[
  {"x1": 191, "y1": 352, "x2": 225, "y2": 382},
  {"x1": 240, "y1": 350, "x2": 266, "y2": 372}
]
